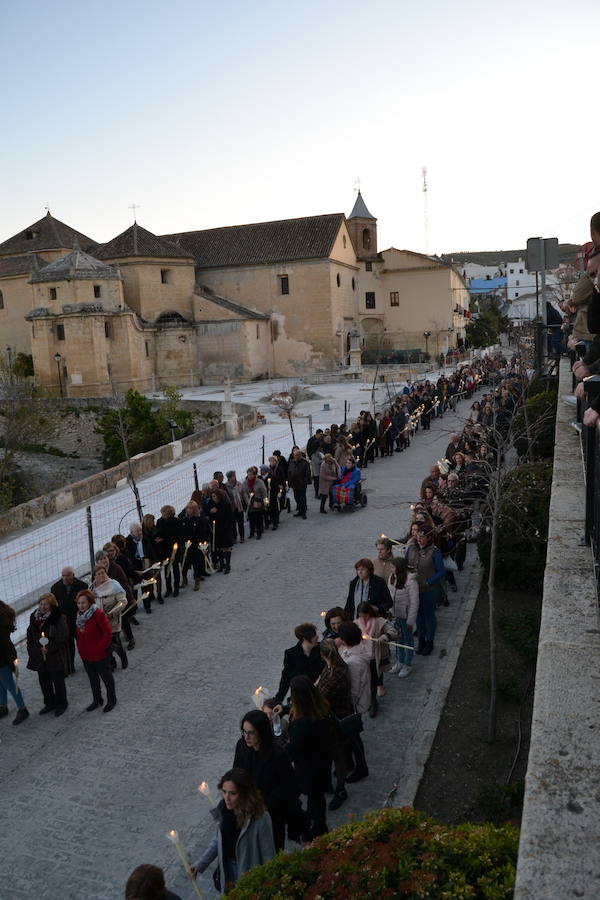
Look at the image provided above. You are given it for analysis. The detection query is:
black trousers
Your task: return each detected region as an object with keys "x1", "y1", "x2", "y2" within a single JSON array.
[
  {"x1": 248, "y1": 509, "x2": 263, "y2": 537},
  {"x1": 183, "y1": 546, "x2": 205, "y2": 579},
  {"x1": 83, "y1": 656, "x2": 116, "y2": 704},
  {"x1": 38, "y1": 670, "x2": 67, "y2": 709},
  {"x1": 293, "y1": 487, "x2": 307, "y2": 516},
  {"x1": 233, "y1": 510, "x2": 245, "y2": 541},
  {"x1": 66, "y1": 630, "x2": 76, "y2": 673}
]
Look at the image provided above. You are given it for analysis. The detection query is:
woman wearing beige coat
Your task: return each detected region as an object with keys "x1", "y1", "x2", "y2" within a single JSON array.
[{"x1": 317, "y1": 453, "x2": 341, "y2": 514}]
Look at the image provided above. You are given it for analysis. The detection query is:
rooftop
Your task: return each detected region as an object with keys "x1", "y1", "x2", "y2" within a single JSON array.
[
  {"x1": 95, "y1": 222, "x2": 195, "y2": 261},
  {"x1": 0, "y1": 212, "x2": 96, "y2": 258},
  {"x1": 30, "y1": 248, "x2": 122, "y2": 283},
  {"x1": 348, "y1": 191, "x2": 375, "y2": 220}
]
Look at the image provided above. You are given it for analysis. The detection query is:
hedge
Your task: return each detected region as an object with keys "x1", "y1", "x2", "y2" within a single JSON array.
[
  {"x1": 513, "y1": 392, "x2": 556, "y2": 460},
  {"x1": 229, "y1": 807, "x2": 518, "y2": 899}
]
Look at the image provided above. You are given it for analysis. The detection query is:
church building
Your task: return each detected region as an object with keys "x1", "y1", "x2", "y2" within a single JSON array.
[{"x1": 0, "y1": 195, "x2": 469, "y2": 396}]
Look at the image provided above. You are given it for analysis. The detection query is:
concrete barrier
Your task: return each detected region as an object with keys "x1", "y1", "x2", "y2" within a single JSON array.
[{"x1": 514, "y1": 358, "x2": 600, "y2": 898}]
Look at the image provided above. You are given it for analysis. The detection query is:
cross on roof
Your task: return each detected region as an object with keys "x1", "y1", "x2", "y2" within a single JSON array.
[
  {"x1": 128, "y1": 203, "x2": 141, "y2": 223},
  {"x1": 355, "y1": 177, "x2": 362, "y2": 193}
]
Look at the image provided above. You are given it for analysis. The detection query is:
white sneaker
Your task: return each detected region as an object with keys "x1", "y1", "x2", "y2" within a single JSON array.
[
  {"x1": 398, "y1": 665, "x2": 412, "y2": 678},
  {"x1": 389, "y1": 662, "x2": 401, "y2": 674}
]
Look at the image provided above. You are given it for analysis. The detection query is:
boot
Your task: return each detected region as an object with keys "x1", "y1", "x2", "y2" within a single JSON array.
[
  {"x1": 0, "y1": 705, "x2": 8, "y2": 719},
  {"x1": 13, "y1": 707, "x2": 29, "y2": 725},
  {"x1": 415, "y1": 637, "x2": 426, "y2": 655},
  {"x1": 223, "y1": 551, "x2": 231, "y2": 574},
  {"x1": 319, "y1": 496, "x2": 327, "y2": 514},
  {"x1": 422, "y1": 640, "x2": 434, "y2": 656},
  {"x1": 217, "y1": 551, "x2": 225, "y2": 572},
  {"x1": 193, "y1": 576, "x2": 201, "y2": 591},
  {"x1": 182, "y1": 574, "x2": 189, "y2": 587},
  {"x1": 164, "y1": 575, "x2": 172, "y2": 598}
]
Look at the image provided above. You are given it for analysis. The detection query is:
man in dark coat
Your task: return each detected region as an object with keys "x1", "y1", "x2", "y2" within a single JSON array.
[
  {"x1": 51, "y1": 567, "x2": 88, "y2": 674},
  {"x1": 274, "y1": 623, "x2": 325, "y2": 703},
  {"x1": 287, "y1": 448, "x2": 312, "y2": 519}
]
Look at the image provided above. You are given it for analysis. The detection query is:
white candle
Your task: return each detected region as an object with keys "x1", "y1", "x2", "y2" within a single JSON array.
[
  {"x1": 166, "y1": 831, "x2": 204, "y2": 898},
  {"x1": 197, "y1": 781, "x2": 216, "y2": 807}
]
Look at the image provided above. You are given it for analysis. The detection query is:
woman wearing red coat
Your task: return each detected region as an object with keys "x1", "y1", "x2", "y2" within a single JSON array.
[{"x1": 75, "y1": 590, "x2": 117, "y2": 713}]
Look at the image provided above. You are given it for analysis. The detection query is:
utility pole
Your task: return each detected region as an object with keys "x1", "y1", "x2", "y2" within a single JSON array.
[{"x1": 422, "y1": 166, "x2": 429, "y2": 254}]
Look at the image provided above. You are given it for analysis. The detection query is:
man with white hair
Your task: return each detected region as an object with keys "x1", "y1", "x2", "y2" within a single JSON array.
[{"x1": 51, "y1": 566, "x2": 88, "y2": 673}]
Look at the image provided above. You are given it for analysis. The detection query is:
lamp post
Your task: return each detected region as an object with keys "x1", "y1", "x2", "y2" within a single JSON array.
[
  {"x1": 54, "y1": 352, "x2": 63, "y2": 397},
  {"x1": 423, "y1": 331, "x2": 431, "y2": 358}
]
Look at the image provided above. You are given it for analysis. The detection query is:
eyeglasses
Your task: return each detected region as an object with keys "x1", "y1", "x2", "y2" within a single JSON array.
[{"x1": 241, "y1": 729, "x2": 257, "y2": 737}]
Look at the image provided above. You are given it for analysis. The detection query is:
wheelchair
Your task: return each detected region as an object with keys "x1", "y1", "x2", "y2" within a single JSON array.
[{"x1": 333, "y1": 478, "x2": 368, "y2": 512}]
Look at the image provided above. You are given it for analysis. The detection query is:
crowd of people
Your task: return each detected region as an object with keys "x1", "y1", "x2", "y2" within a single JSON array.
[{"x1": 0, "y1": 351, "x2": 525, "y2": 897}]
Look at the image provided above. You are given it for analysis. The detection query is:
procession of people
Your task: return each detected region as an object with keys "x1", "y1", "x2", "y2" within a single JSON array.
[{"x1": 0, "y1": 352, "x2": 526, "y2": 896}]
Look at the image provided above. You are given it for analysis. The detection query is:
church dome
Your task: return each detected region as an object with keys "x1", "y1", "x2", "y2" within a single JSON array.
[{"x1": 30, "y1": 247, "x2": 122, "y2": 283}]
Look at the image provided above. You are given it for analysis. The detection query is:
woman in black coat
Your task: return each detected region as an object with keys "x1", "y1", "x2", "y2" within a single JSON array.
[
  {"x1": 154, "y1": 505, "x2": 184, "y2": 597},
  {"x1": 345, "y1": 558, "x2": 392, "y2": 619},
  {"x1": 178, "y1": 500, "x2": 211, "y2": 590},
  {"x1": 26, "y1": 593, "x2": 70, "y2": 717},
  {"x1": 286, "y1": 675, "x2": 333, "y2": 842},
  {"x1": 233, "y1": 709, "x2": 303, "y2": 850},
  {"x1": 208, "y1": 488, "x2": 234, "y2": 573}
]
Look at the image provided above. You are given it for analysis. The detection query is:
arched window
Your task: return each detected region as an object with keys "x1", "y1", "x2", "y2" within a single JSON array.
[
  {"x1": 351, "y1": 277, "x2": 355, "y2": 290},
  {"x1": 362, "y1": 228, "x2": 371, "y2": 250},
  {"x1": 0, "y1": 289, "x2": 4, "y2": 310},
  {"x1": 342, "y1": 235, "x2": 347, "y2": 248}
]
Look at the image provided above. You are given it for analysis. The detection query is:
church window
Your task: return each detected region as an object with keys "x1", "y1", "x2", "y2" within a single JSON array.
[
  {"x1": 145, "y1": 341, "x2": 150, "y2": 358},
  {"x1": 0, "y1": 290, "x2": 3, "y2": 309},
  {"x1": 256, "y1": 323, "x2": 260, "y2": 339},
  {"x1": 104, "y1": 321, "x2": 112, "y2": 339},
  {"x1": 514, "y1": 291, "x2": 519, "y2": 297},
  {"x1": 49, "y1": 287, "x2": 57, "y2": 300},
  {"x1": 362, "y1": 229, "x2": 371, "y2": 250},
  {"x1": 160, "y1": 269, "x2": 171, "y2": 284},
  {"x1": 365, "y1": 292, "x2": 376, "y2": 309},
  {"x1": 279, "y1": 275, "x2": 289, "y2": 295},
  {"x1": 365, "y1": 262, "x2": 372, "y2": 272},
  {"x1": 94, "y1": 285, "x2": 102, "y2": 298},
  {"x1": 390, "y1": 291, "x2": 399, "y2": 307},
  {"x1": 343, "y1": 235, "x2": 347, "y2": 248},
  {"x1": 336, "y1": 273, "x2": 341, "y2": 287},
  {"x1": 352, "y1": 277, "x2": 355, "y2": 290},
  {"x1": 56, "y1": 323, "x2": 65, "y2": 340}
]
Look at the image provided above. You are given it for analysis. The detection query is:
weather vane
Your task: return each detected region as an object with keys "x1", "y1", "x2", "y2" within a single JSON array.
[{"x1": 355, "y1": 176, "x2": 362, "y2": 194}]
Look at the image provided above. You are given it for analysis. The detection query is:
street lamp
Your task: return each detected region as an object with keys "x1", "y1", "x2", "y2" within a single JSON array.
[
  {"x1": 54, "y1": 351, "x2": 63, "y2": 397},
  {"x1": 423, "y1": 331, "x2": 431, "y2": 357},
  {"x1": 166, "y1": 419, "x2": 178, "y2": 443}
]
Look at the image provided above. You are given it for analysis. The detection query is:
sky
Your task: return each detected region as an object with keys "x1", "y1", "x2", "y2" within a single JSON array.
[{"x1": 0, "y1": 0, "x2": 598, "y2": 254}]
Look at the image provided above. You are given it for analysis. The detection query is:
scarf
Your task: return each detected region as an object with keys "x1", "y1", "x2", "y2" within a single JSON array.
[
  {"x1": 76, "y1": 604, "x2": 98, "y2": 631},
  {"x1": 34, "y1": 608, "x2": 51, "y2": 625},
  {"x1": 354, "y1": 577, "x2": 369, "y2": 609}
]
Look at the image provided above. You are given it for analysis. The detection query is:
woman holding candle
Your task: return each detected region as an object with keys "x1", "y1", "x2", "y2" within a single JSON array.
[
  {"x1": 26, "y1": 593, "x2": 69, "y2": 717},
  {"x1": 315, "y1": 639, "x2": 353, "y2": 810},
  {"x1": 0, "y1": 600, "x2": 29, "y2": 725},
  {"x1": 388, "y1": 557, "x2": 419, "y2": 677},
  {"x1": 355, "y1": 601, "x2": 395, "y2": 717},
  {"x1": 405, "y1": 525, "x2": 446, "y2": 656},
  {"x1": 242, "y1": 467, "x2": 267, "y2": 540},
  {"x1": 141, "y1": 513, "x2": 164, "y2": 604},
  {"x1": 74, "y1": 590, "x2": 117, "y2": 712},
  {"x1": 209, "y1": 489, "x2": 235, "y2": 572},
  {"x1": 191, "y1": 768, "x2": 275, "y2": 892},
  {"x1": 178, "y1": 500, "x2": 211, "y2": 590},
  {"x1": 233, "y1": 709, "x2": 301, "y2": 851},
  {"x1": 92, "y1": 566, "x2": 128, "y2": 670},
  {"x1": 155, "y1": 505, "x2": 184, "y2": 597}
]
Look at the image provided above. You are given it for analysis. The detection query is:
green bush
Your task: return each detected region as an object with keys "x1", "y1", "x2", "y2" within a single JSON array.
[
  {"x1": 476, "y1": 782, "x2": 525, "y2": 824},
  {"x1": 478, "y1": 461, "x2": 552, "y2": 591},
  {"x1": 229, "y1": 807, "x2": 518, "y2": 899},
  {"x1": 513, "y1": 392, "x2": 556, "y2": 460},
  {"x1": 527, "y1": 376, "x2": 557, "y2": 399},
  {"x1": 499, "y1": 610, "x2": 540, "y2": 662}
]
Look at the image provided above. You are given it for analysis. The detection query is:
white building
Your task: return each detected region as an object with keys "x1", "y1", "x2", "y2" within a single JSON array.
[{"x1": 506, "y1": 257, "x2": 558, "y2": 303}]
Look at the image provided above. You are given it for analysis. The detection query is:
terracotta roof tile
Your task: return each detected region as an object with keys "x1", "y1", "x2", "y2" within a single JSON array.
[{"x1": 95, "y1": 223, "x2": 195, "y2": 260}]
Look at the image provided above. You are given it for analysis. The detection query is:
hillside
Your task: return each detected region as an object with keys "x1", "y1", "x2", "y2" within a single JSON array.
[{"x1": 442, "y1": 243, "x2": 580, "y2": 266}]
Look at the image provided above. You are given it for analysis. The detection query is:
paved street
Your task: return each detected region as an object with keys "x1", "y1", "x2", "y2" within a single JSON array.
[{"x1": 0, "y1": 396, "x2": 482, "y2": 900}]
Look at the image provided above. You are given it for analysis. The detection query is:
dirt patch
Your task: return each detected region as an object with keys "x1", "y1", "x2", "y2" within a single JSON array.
[{"x1": 414, "y1": 585, "x2": 540, "y2": 825}]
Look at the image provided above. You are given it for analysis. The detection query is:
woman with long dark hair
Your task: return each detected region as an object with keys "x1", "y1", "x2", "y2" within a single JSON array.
[
  {"x1": 286, "y1": 674, "x2": 333, "y2": 841},
  {"x1": 209, "y1": 489, "x2": 235, "y2": 573},
  {"x1": 233, "y1": 709, "x2": 301, "y2": 851},
  {"x1": 315, "y1": 639, "x2": 353, "y2": 810},
  {"x1": 0, "y1": 600, "x2": 29, "y2": 724},
  {"x1": 191, "y1": 768, "x2": 275, "y2": 893}
]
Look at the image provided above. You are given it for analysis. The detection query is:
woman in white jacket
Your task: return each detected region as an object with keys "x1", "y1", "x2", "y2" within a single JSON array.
[
  {"x1": 91, "y1": 566, "x2": 128, "y2": 670},
  {"x1": 337, "y1": 622, "x2": 370, "y2": 782},
  {"x1": 388, "y1": 557, "x2": 419, "y2": 677}
]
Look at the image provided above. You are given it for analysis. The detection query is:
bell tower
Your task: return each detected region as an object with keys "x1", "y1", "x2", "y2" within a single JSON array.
[{"x1": 347, "y1": 191, "x2": 378, "y2": 259}]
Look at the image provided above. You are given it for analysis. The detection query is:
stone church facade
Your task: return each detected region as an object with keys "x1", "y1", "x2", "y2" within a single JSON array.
[{"x1": 0, "y1": 195, "x2": 469, "y2": 396}]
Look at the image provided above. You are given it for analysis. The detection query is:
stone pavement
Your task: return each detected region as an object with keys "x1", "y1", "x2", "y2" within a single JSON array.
[{"x1": 0, "y1": 399, "x2": 482, "y2": 900}]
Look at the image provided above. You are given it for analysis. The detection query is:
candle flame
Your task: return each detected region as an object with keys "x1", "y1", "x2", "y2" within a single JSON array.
[
  {"x1": 173, "y1": 543, "x2": 178, "y2": 550},
  {"x1": 167, "y1": 829, "x2": 178, "y2": 841},
  {"x1": 320, "y1": 610, "x2": 326, "y2": 617},
  {"x1": 362, "y1": 633, "x2": 369, "y2": 640},
  {"x1": 198, "y1": 781, "x2": 210, "y2": 794},
  {"x1": 41, "y1": 632, "x2": 45, "y2": 638},
  {"x1": 14, "y1": 658, "x2": 19, "y2": 666}
]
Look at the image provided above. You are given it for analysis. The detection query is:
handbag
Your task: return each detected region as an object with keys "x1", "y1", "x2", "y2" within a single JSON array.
[{"x1": 338, "y1": 712, "x2": 363, "y2": 736}]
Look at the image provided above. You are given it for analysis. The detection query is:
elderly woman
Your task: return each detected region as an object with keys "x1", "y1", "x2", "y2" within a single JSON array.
[
  {"x1": 74, "y1": 589, "x2": 117, "y2": 712},
  {"x1": 344, "y1": 557, "x2": 392, "y2": 619},
  {"x1": 355, "y1": 601, "x2": 396, "y2": 717},
  {"x1": 321, "y1": 607, "x2": 349, "y2": 642},
  {"x1": 233, "y1": 709, "x2": 300, "y2": 851},
  {"x1": 209, "y1": 488, "x2": 235, "y2": 572},
  {"x1": 318, "y1": 452, "x2": 341, "y2": 514},
  {"x1": 92, "y1": 565, "x2": 128, "y2": 670},
  {"x1": 331, "y1": 458, "x2": 361, "y2": 509},
  {"x1": 191, "y1": 768, "x2": 275, "y2": 893},
  {"x1": 26, "y1": 593, "x2": 69, "y2": 717},
  {"x1": 243, "y1": 467, "x2": 268, "y2": 540}
]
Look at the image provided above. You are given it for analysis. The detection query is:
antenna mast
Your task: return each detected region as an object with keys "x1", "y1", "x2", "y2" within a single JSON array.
[{"x1": 422, "y1": 166, "x2": 429, "y2": 254}]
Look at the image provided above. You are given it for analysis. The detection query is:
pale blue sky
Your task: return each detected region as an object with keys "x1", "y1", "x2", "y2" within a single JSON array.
[{"x1": 1, "y1": 0, "x2": 598, "y2": 253}]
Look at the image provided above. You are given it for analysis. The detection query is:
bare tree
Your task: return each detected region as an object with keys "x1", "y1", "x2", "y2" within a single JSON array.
[
  {"x1": 271, "y1": 385, "x2": 301, "y2": 445},
  {"x1": 106, "y1": 366, "x2": 144, "y2": 522}
]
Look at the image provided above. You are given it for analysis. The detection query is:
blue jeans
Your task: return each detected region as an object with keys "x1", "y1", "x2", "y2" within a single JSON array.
[
  {"x1": 416, "y1": 589, "x2": 438, "y2": 642},
  {"x1": 0, "y1": 665, "x2": 25, "y2": 710},
  {"x1": 394, "y1": 618, "x2": 414, "y2": 667}
]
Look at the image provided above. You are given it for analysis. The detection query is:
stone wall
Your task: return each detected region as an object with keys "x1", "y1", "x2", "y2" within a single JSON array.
[{"x1": 514, "y1": 358, "x2": 600, "y2": 898}]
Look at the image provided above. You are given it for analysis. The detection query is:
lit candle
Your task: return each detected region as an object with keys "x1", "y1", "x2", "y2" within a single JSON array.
[
  {"x1": 252, "y1": 685, "x2": 269, "y2": 708},
  {"x1": 320, "y1": 610, "x2": 327, "y2": 618},
  {"x1": 166, "y1": 831, "x2": 204, "y2": 898},
  {"x1": 197, "y1": 781, "x2": 216, "y2": 807},
  {"x1": 39, "y1": 631, "x2": 49, "y2": 647},
  {"x1": 181, "y1": 540, "x2": 192, "y2": 569},
  {"x1": 14, "y1": 657, "x2": 20, "y2": 692}
]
